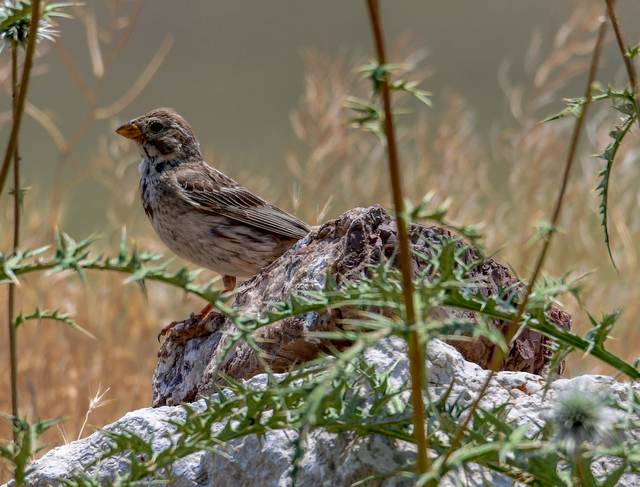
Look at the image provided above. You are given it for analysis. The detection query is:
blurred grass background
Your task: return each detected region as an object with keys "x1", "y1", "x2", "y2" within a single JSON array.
[{"x1": 1, "y1": 0, "x2": 640, "y2": 470}]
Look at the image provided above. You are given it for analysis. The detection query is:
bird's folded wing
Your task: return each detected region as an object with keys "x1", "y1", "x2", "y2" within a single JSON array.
[{"x1": 176, "y1": 169, "x2": 310, "y2": 239}]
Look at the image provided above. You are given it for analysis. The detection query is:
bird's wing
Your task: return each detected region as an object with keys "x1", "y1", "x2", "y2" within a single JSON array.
[{"x1": 175, "y1": 163, "x2": 310, "y2": 239}]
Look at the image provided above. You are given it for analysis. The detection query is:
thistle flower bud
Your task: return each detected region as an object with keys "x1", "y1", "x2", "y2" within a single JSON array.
[{"x1": 550, "y1": 378, "x2": 613, "y2": 456}]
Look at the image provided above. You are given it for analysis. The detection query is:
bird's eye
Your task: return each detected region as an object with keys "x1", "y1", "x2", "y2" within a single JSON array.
[{"x1": 149, "y1": 121, "x2": 163, "y2": 133}]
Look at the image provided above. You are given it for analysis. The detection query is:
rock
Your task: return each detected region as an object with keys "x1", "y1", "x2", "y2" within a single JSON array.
[
  {"x1": 153, "y1": 206, "x2": 571, "y2": 407},
  {"x1": 11, "y1": 339, "x2": 638, "y2": 487}
]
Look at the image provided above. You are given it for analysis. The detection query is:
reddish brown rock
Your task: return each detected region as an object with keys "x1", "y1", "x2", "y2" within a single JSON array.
[{"x1": 152, "y1": 205, "x2": 571, "y2": 407}]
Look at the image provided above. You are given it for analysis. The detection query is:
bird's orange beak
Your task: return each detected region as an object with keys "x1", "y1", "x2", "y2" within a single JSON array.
[{"x1": 116, "y1": 122, "x2": 143, "y2": 139}]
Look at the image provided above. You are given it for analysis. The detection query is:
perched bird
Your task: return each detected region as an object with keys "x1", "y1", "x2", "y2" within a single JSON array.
[{"x1": 116, "y1": 107, "x2": 310, "y2": 301}]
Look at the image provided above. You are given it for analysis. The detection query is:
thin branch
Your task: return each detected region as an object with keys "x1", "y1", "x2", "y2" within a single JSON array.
[
  {"x1": 0, "y1": 0, "x2": 42, "y2": 198},
  {"x1": 364, "y1": 0, "x2": 429, "y2": 476},
  {"x1": 438, "y1": 10, "x2": 609, "y2": 473},
  {"x1": 12, "y1": 42, "x2": 21, "y2": 337}
]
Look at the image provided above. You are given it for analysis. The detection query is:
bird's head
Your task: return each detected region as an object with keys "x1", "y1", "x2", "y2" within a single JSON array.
[{"x1": 116, "y1": 108, "x2": 202, "y2": 165}]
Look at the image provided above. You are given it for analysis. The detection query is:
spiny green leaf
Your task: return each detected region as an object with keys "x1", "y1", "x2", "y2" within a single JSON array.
[
  {"x1": 541, "y1": 86, "x2": 634, "y2": 123},
  {"x1": 541, "y1": 96, "x2": 585, "y2": 122},
  {"x1": 595, "y1": 107, "x2": 635, "y2": 269},
  {"x1": 584, "y1": 310, "x2": 620, "y2": 355},
  {"x1": 528, "y1": 220, "x2": 558, "y2": 246},
  {"x1": 13, "y1": 306, "x2": 95, "y2": 339},
  {"x1": 0, "y1": 230, "x2": 222, "y2": 305},
  {"x1": 390, "y1": 79, "x2": 432, "y2": 106},
  {"x1": 0, "y1": 414, "x2": 64, "y2": 484}
]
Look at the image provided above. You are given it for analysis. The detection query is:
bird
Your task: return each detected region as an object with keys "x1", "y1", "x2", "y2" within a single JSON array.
[{"x1": 116, "y1": 108, "x2": 311, "y2": 331}]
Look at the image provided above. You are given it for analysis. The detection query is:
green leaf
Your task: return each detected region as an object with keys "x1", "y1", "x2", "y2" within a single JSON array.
[
  {"x1": 595, "y1": 106, "x2": 635, "y2": 269},
  {"x1": 0, "y1": 414, "x2": 64, "y2": 484},
  {"x1": 584, "y1": 310, "x2": 620, "y2": 355},
  {"x1": 13, "y1": 306, "x2": 95, "y2": 339}
]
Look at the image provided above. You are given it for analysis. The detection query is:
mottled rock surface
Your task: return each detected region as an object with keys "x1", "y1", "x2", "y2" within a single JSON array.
[
  {"x1": 10, "y1": 339, "x2": 637, "y2": 487},
  {"x1": 153, "y1": 205, "x2": 571, "y2": 407}
]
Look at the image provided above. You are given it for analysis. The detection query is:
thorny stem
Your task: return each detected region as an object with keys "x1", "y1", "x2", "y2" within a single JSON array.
[
  {"x1": 364, "y1": 0, "x2": 429, "y2": 476},
  {"x1": 2, "y1": 259, "x2": 219, "y2": 304},
  {"x1": 8, "y1": 43, "x2": 21, "y2": 441},
  {"x1": 11, "y1": 48, "x2": 20, "y2": 266},
  {"x1": 439, "y1": 11, "x2": 609, "y2": 473},
  {"x1": 0, "y1": 0, "x2": 41, "y2": 199},
  {"x1": 605, "y1": 0, "x2": 639, "y2": 98}
]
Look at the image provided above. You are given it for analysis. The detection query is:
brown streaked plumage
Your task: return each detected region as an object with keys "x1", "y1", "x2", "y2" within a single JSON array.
[{"x1": 116, "y1": 108, "x2": 310, "y2": 292}]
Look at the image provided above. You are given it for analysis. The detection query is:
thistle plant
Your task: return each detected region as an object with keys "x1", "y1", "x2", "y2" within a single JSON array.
[
  {"x1": 3, "y1": 1, "x2": 640, "y2": 486},
  {"x1": 0, "y1": 0, "x2": 81, "y2": 195},
  {"x1": 63, "y1": 2, "x2": 640, "y2": 485}
]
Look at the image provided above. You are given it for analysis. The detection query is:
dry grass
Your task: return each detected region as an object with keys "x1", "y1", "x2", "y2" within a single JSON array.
[{"x1": 1, "y1": 3, "x2": 640, "y2": 475}]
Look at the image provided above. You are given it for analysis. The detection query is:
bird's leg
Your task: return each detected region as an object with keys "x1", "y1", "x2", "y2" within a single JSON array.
[
  {"x1": 193, "y1": 303, "x2": 213, "y2": 321},
  {"x1": 222, "y1": 275, "x2": 236, "y2": 292}
]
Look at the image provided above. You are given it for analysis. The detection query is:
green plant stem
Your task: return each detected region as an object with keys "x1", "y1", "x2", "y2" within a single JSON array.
[
  {"x1": 8, "y1": 41, "x2": 22, "y2": 437},
  {"x1": 605, "y1": 0, "x2": 639, "y2": 97},
  {"x1": 364, "y1": 0, "x2": 429, "y2": 476},
  {"x1": 436, "y1": 12, "x2": 609, "y2": 474},
  {"x1": 0, "y1": 0, "x2": 40, "y2": 200},
  {"x1": 7, "y1": 280, "x2": 18, "y2": 423}
]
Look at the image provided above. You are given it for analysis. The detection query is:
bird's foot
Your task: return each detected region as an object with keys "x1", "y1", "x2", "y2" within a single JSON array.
[
  {"x1": 158, "y1": 303, "x2": 217, "y2": 342},
  {"x1": 157, "y1": 276, "x2": 238, "y2": 342}
]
